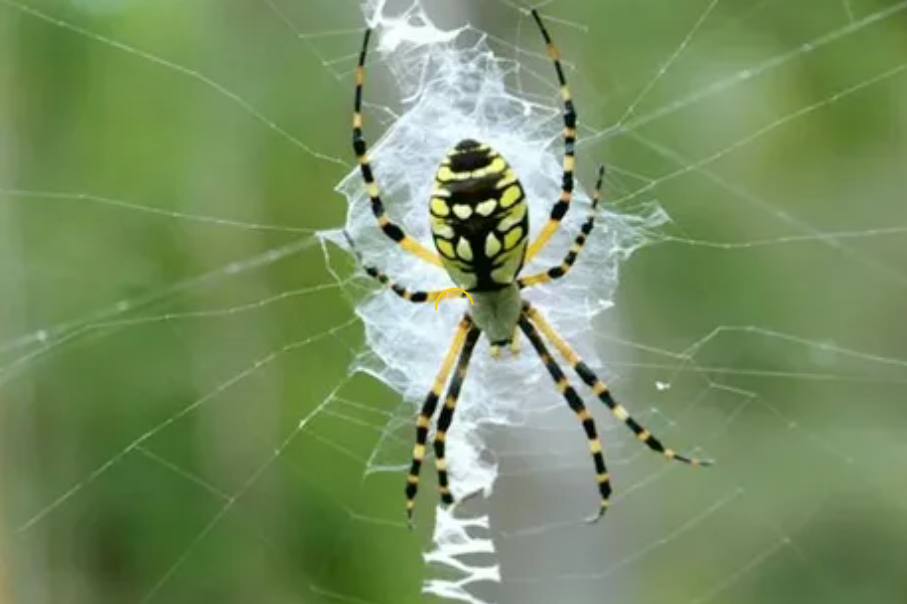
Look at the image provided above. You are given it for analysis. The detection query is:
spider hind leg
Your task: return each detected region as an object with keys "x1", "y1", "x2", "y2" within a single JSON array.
[
  {"x1": 526, "y1": 303, "x2": 714, "y2": 468},
  {"x1": 405, "y1": 317, "x2": 474, "y2": 525},
  {"x1": 518, "y1": 313, "x2": 612, "y2": 520},
  {"x1": 433, "y1": 323, "x2": 483, "y2": 509}
]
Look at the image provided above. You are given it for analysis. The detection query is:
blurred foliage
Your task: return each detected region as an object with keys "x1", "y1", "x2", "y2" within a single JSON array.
[{"x1": 2, "y1": 0, "x2": 906, "y2": 603}]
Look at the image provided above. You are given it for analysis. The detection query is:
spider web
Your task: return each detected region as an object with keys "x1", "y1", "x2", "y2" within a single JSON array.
[{"x1": 2, "y1": 0, "x2": 907, "y2": 603}]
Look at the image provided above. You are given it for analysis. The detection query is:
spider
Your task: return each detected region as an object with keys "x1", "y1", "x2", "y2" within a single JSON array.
[{"x1": 348, "y1": 9, "x2": 711, "y2": 524}]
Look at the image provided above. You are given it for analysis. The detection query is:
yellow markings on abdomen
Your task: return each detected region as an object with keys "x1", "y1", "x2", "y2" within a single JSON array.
[
  {"x1": 437, "y1": 166, "x2": 455, "y2": 182},
  {"x1": 452, "y1": 204, "x2": 472, "y2": 220},
  {"x1": 485, "y1": 233, "x2": 502, "y2": 258},
  {"x1": 449, "y1": 269, "x2": 477, "y2": 291},
  {"x1": 436, "y1": 239, "x2": 456, "y2": 259},
  {"x1": 503, "y1": 226, "x2": 524, "y2": 250},
  {"x1": 499, "y1": 185, "x2": 522, "y2": 208},
  {"x1": 429, "y1": 142, "x2": 531, "y2": 290},
  {"x1": 431, "y1": 219, "x2": 454, "y2": 239},
  {"x1": 475, "y1": 199, "x2": 497, "y2": 216},
  {"x1": 495, "y1": 170, "x2": 517, "y2": 189},
  {"x1": 431, "y1": 197, "x2": 450, "y2": 216},
  {"x1": 490, "y1": 264, "x2": 515, "y2": 284},
  {"x1": 497, "y1": 202, "x2": 527, "y2": 232},
  {"x1": 456, "y1": 238, "x2": 473, "y2": 261},
  {"x1": 471, "y1": 157, "x2": 506, "y2": 178}
]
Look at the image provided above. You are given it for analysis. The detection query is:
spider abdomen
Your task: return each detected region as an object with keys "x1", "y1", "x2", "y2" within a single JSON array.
[{"x1": 429, "y1": 139, "x2": 529, "y2": 293}]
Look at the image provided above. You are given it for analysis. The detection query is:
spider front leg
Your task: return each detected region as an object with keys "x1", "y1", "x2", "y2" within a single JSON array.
[
  {"x1": 518, "y1": 313, "x2": 612, "y2": 521},
  {"x1": 519, "y1": 165, "x2": 605, "y2": 289},
  {"x1": 525, "y1": 9, "x2": 580, "y2": 263},
  {"x1": 344, "y1": 231, "x2": 455, "y2": 304},
  {"x1": 405, "y1": 317, "x2": 479, "y2": 525},
  {"x1": 353, "y1": 28, "x2": 440, "y2": 267},
  {"x1": 525, "y1": 303, "x2": 713, "y2": 467}
]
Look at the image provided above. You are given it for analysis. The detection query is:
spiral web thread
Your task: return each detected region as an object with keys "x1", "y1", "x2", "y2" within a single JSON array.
[{"x1": 3, "y1": 0, "x2": 907, "y2": 602}]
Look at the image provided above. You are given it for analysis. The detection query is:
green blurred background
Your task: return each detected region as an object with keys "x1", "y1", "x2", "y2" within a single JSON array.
[{"x1": 2, "y1": 0, "x2": 906, "y2": 603}]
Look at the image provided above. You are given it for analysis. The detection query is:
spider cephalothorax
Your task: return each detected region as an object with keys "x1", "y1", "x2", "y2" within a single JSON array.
[{"x1": 347, "y1": 9, "x2": 711, "y2": 525}]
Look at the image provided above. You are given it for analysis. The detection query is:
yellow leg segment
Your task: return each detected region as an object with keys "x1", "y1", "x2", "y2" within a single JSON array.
[
  {"x1": 525, "y1": 303, "x2": 713, "y2": 467},
  {"x1": 405, "y1": 316, "x2": 475, "y2": 525},
  {"x1": 520, "y1": 166, "x2": 605, "y2": 289},
  {"x1": 525, "y1": 9, "x2": 580, "y2": 263},
  {"x1": 353, "y1": 28, "x2": 440, "y2": 267}
]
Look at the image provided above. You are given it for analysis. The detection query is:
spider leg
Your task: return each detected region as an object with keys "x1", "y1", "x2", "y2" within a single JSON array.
[
  {"x1": 406, "y1": 316, "x2": 475, "y2": 525},
  {"x1": 519, "y1": 165, "x2": 605, "y2": 289},
  {"x1": 343, "y1": 231, "x2": 454, "y2": 304},
  {"x1": 432, "y1": 322, "x2": 482, "y2": 510},
  {"x1": 518, "y1": 312, "x2": 612, "y2": 521},
  {"x1": 525, "y1": 303, "x2": 714, "y2": 467},
  {"x1": 525, "y1": 9, "x2": 580, "y2": 263},
  {"x1": 354, "y1": 28, "x2": 441, "y2": 267}
]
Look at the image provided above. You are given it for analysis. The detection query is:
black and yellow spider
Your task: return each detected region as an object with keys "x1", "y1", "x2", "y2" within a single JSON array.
[{"x1": 349, "y1": 9, "x2": 710, "y2": 523}]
